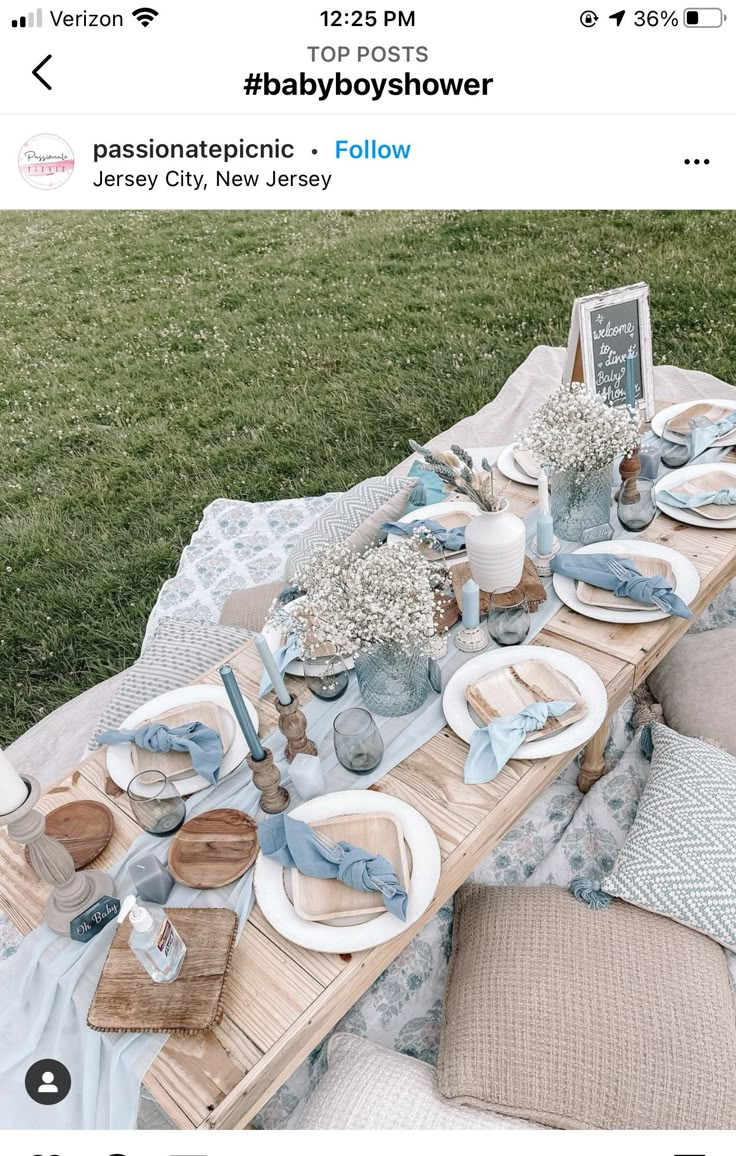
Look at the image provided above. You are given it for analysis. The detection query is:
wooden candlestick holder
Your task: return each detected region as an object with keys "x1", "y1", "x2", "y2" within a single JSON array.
[
  {"x1": 246, "y1": 748, "x2": 290, "y2": 814},
  {"x1": 618, "y1": 442, "x2": 642, "y2": 503},
  {"x1": 1, "y1": 775, "x2": 116, "y2": 936},
  {"x1": 276, "y1": 694, "x2": 318, "y2": 763}
]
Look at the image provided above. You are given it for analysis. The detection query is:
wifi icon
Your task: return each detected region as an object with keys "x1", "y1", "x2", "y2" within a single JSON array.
[{"x1": 132, "y1": 6, "x2": 158, "y2": 26}]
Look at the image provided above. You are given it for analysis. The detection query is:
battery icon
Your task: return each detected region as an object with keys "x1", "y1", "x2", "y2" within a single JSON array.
[{"x1": 683, "y1": 8, "x2": 725, "y2": 24}]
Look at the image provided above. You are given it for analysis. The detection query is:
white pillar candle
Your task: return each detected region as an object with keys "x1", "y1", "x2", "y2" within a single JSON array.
[
  {"x1": 538, "y1": 468, "x2": 550, "y2": 517},
  {"x1": 288, "y1": 753, "x2": 325, "y2": 801},
  {"x1": 254, "y1": 633, "x2": 292, "y2": 706},
  {"x1": 0, "y1": 748, "x2": 29, "y2": 816}
]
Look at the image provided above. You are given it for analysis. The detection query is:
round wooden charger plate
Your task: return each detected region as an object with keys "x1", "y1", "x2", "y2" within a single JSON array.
[
  {"x1": 25, "y1": 800, "x2": 114, "y2": 870},
  {"x1": 168, "y1": 808, "x2": 259, "y2": 889}
]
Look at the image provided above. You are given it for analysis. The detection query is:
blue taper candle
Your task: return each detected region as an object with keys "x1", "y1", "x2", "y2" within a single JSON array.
[
  {"x1": 219, "y1": 664, "x2": 266, "y2": 761},
  {"x1": 254, "y1": 632, "x2": 292, "y2": 706},
  {"x1": 625, "y1": 354, "x2": 637, "y2": 408}
]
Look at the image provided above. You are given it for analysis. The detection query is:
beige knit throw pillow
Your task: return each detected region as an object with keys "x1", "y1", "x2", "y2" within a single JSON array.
[{"x1": 437, "y1": 884, "x2": 736, "y2": 1130}]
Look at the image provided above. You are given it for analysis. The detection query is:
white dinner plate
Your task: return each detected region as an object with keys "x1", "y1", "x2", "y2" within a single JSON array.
[
  {"x1": 655, "y1": 463, "x2": 736, "y2": 529},
  {"x1": 652, "y1": 399, "x2": 736, "y2": 447},
  {"x1": 496, "y1": 444, "x2": 539, "y2": 487},
  {"x1": 254, "y1": 791, "x2": 441, "y2": 953},
  {"x1": 106, "y1": 684, "x2": 254, "y2": 796},
  {"x1": 261, "y1": 595, "x2": 355, "y2": 678},
  {"x1": 552, "y1": 540, "x2": 701, "y2": 624},
  {"x1": 442, "y1": 644, "x2": 607, "y2": 758}
]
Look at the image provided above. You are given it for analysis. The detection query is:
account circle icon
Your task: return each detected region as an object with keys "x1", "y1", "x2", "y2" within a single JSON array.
[{"x1": 24, "y1": 1058, "x2": 72, "y2": 1105}]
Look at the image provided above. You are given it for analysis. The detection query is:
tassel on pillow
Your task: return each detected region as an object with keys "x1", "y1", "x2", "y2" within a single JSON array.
[{"x1": 569, "y1": 877, "x2": 612, "y2": 910}]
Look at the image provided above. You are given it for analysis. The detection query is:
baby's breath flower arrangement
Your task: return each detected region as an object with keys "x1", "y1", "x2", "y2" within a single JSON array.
[
  {"x1": 521, "y1": 381, "x2": 640, "y2": 472},
  {"x1": 270, "y1": 537, "x2": 444, "y2": 659},
  {"x1": 408, "y1": 441, "x2": 506, "y2": 511}
]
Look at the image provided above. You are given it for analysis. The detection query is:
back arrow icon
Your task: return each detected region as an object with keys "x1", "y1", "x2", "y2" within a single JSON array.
[{"x1": 32, "y1": 54, "x2": 52, "y2": 90}]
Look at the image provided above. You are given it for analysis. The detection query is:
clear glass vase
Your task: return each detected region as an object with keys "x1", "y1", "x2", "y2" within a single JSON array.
[
  {"x1": 354, "y1": 643, "x2": 429, "y2": 718},
  {"x1": 551, "y1": 463, "x2": 614, "y2": 544}
]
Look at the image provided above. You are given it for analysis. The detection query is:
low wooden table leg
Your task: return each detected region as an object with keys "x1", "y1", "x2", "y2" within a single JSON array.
[{"x1": 578, "y1": 721, "x2": 610, "y2": 793}]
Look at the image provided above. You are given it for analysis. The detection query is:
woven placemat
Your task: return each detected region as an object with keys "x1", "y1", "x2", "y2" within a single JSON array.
[{"x1": 88, "y1": 906, "x2": 238, "y2": 1035}]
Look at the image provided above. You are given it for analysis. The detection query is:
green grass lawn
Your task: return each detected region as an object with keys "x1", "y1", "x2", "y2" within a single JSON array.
[{"x1": 2, "y1": 209, "x2": 736, "y2": 743}]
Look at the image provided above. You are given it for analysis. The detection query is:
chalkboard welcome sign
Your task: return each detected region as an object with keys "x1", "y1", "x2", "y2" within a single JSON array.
[{"x1": 563, "y1": 283, "x2": 654, "y2": 420}]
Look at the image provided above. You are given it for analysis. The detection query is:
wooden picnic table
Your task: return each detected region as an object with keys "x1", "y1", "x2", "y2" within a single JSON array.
[{"x1": 2, "y1": 401, "x2": 735, "y2": 1130}]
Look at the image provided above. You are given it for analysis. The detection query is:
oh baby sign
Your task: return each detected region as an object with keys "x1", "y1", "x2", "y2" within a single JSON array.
[{"x1": 70, "y1": 894, "x2": 120, "y2": 943}]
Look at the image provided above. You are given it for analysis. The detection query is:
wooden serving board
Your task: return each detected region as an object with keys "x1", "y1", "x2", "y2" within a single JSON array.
[
  {"x1": 24, "y1": 800, "x2": 114, "y2": 870},
  {"x1": 577, "y1": 555, "x2": 675, "y2": 611},
  {"x1": 669, "y1": 469, "x2": 736, "y2": 521},
  {"x1": 131, "y1": 701, "x2": 236, "y2": 780},
  {"x1": 290, "y1": 812, "x2": 411, "y2": 923},
  {"x1": 451, "y1": 558, "x2": 547, "y2": 615},
  {"x1": 168, "y1": 808, "x2": 259, "y2": 889},
  {"x1": 88, "y1": 907, "x2": 238, "y2": 1035},
  {"x1": 464, "y1": 660, "x2": 585, "y2": 742}
]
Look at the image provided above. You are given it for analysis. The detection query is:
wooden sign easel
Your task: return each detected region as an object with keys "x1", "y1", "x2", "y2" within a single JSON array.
[{"x1": 563, "y1": 282, "x2": 655, "y2": 420}]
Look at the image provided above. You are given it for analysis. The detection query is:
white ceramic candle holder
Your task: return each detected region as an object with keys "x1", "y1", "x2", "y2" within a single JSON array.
[
  {"x1": 529, "y1": 534, "x2": 561, "y2": 578},
  {"x1": 0, "y1": 775, "x2": 116, "y2": 936},
  {"x1": 455, "y1": 625, "x2": 489, "y2": 653}
]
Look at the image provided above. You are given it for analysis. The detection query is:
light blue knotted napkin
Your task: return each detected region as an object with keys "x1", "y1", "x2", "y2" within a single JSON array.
[
  {"x1": 259, "y1": 633, "x2": 302, "y2": 698},
  {"x1": 682, "y1": 408, "x2": 736, "y2": 459},
  {"x1": 464, "y1": 701, "x2": 576, "y2": 784},
  {"x1": 259, "y1": 812, "x2": 408, "y2": 921},
  {"x1": 382, "y1": 517, "x2": 466, "y2": 552},
  {"x1": 97, "y1": 721, "x2": 224, "y2": 785},
  {"x1": 657, "y1": 486, "x2": 736, "y2": 510},
  {"x1": 550, "y1": 553, "x2": 692, "y2": 619}
]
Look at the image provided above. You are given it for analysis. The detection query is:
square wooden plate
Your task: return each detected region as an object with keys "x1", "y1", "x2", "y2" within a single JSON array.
[
  {"x1": 669, "y1": 469, "x2": 736, "y2": 521},
  {"x1": 434, "y1": 510, "x2": 473, "y2": 530},
  {"x1": 576, "y1": 554, "x2": 675, "y2": 610},
  {"x1": 290, "y1": 812, "x2": 411, "y2": 923},
  {"x1": 512, "y1": 447, "x2": 540, "y2": 479},
  {"x1": 131, "y1": 700, "x2": 235, "y2": 780},
  {"x1": 666, "y1": 402, "x2": 735, "y2": 435},
  {"x1": 416, "y1": 509, "x2": 473, "y2": 559},
  {"x1": 464, "y1": 659, "x2": 586, "y2": 743}
]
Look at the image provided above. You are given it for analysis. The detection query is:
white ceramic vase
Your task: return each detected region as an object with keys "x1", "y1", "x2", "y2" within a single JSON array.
[{"x1": 464, "y1": 500, "x2": 526, "y2": 592}]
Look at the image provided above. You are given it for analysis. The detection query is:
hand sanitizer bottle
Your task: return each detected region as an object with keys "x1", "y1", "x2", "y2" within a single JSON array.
[{"x1": 117, "y1": 895, "x2": 186, "y2": 983}]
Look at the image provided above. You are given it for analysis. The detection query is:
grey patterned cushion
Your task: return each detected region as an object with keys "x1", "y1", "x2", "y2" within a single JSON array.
[
  {"x1": 602, "y1": 723, "x2": 736, "y2": 951},
  {"x1": 284, "y1": 476, "x2": 420, "y2": 580},
  {"x1": 87, "y1": 617, "x2": 252, "y2": 749}
]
